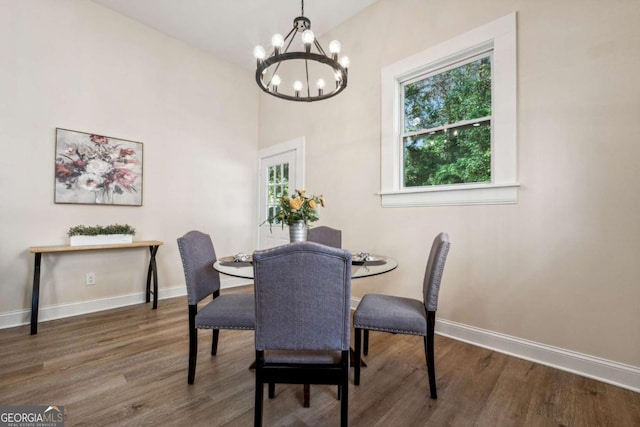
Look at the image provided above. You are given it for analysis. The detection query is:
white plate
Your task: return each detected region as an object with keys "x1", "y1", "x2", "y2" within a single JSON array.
[
  {"x1": 219, "y1": 254, "x2": 252, "y2": 263},
  {"x1": 351, "y1": 252, "x2": 386, "y2": 264}
]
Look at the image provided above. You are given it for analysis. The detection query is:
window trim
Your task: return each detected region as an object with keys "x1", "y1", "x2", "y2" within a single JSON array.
[{"x1": 380, "y1": 13, "x2": 518, "y2": 207}]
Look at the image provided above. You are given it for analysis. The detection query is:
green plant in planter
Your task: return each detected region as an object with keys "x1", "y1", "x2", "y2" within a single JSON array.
[{"x1": 68, "y1": 224, "x2": 136, "y2": 237}]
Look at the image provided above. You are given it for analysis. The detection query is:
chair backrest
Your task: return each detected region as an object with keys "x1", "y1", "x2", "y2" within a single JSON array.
[
  {"x1": 252, "y1": 242, "x2": 351, "y2": 352},
  {"x1": 177, "y1": 230, "x2": 221, "y2": 305},
  {"x1": 307, "y1": 226, "x2": 342, "y2": 248},
  {"x1": 422, "y1": 232, "x2": 451, "y2": 312}
]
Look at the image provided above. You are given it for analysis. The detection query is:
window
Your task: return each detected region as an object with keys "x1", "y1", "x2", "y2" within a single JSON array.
[
  {"x1": 266, "y1": 162, "x2": 289, "y2": 224},
  {"x1": 381, "y1": 13, "x2": 518, "y2": 207},
  {"x1": 403, "y1": 54, "x2": 492, "y2": 187}
]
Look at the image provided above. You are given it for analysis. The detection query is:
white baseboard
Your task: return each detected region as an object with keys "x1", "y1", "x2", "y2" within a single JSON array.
[
  {"x1": 436, "y1": 318, "x2": 640, "y2": 393},
  {"x1": 350, "y1": 297, "x2": 639, "y2": 393},
  {"x1": 221, "y1": 277, "x2": 253, "y2": 289},
  {"x1": 0, "y1": 279, "x2": 252, "y2": 330}
]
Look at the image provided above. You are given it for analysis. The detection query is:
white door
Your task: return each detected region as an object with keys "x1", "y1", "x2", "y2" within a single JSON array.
[{"x1": 258, "y1": 138, "x2": 305, "y2": 249}]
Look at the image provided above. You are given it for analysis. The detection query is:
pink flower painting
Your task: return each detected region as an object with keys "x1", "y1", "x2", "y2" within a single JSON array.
[{"x1": 54, "y1": 129, "x2": 143, "y2": 205}]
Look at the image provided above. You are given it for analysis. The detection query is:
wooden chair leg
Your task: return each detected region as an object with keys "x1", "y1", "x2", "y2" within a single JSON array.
[
  {"x1": 188, "y1": 305, "x2": 198, "y2": 384},
  {"x1": 255, "y1": 351, "x2": 264, "y2": 427},
  {"x1": 255, "y1": 380, "x2": 263, "y2": 427},
  {"x1": 354, "y1": 328, "x2": 362, "y2": 385},
  {"x1": 303, "y1": 384, "x2": 310, "y2": 407},
  {"x1": 268, "y1": 383, "x2": 275, "y2": 399},
  {"x1": 211, "y1": 329, "x2": 219, "y2": 355},
  {"x1": 363, "y1": 329, "x2": 369, "y2": 355},
  {"x1": 341, "y1": 351, "x2": 349, "y2": 427},
  {"x1": 426, "y1": 311, "x2": 437, "y2": 399}
]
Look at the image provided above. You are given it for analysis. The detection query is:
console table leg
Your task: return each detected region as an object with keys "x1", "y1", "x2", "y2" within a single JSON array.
[
  {"x1": 146, "y1": 245, "x2": 160, "y2": 309},
  {"x1": 31, "y1": 252, "x2": 42, "y2": 335}
]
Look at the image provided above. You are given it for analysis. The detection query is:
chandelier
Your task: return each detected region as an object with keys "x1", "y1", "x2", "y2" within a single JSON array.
[{"x1": 253, "y1": 0, "x2": 350, "y2": 102}]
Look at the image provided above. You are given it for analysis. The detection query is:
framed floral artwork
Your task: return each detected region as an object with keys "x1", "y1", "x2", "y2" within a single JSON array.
[{"x1": 54, "y1": 128, "x2": 143, "y2": 206}]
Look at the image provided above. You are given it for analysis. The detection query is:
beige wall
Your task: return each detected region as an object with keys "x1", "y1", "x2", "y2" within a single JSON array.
[
  {"x1": 0, "y1": 1, "x2": 258, "y2": 316},
  {"x1": 258, "y1": 0, "x2": 640, "y2": 367}
]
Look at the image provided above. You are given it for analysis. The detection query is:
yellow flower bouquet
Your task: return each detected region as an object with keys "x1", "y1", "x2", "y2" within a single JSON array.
[{"x1": 264, "y1": 189, "x2": 325, "y2": 229}]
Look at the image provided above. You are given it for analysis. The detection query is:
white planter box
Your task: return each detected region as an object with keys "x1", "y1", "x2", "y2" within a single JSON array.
[{"x1": 69, "y1": 234, "x2": 134, "y2": 246}]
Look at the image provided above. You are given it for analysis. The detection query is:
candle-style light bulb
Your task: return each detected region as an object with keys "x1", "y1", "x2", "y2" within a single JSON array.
[
  {"x1": 271, "y1": 74, "x2": 281, "y2": 93},
  {"x1": 329, "y1": 40, "x2": 341, "y2": 54},
  {"x1": 302, "y1": 30, "x2": 314, "y2": 53},
  {"x1": 302, "y1": 30, "x2": 315, "y2": 44},
  {"x1": 293, "y1": 80, "x2": 303, "y2": 97},
  {"x1": 316, "y1": 78, "x2": 326, "y2": 96},
  {"x1": 329, "y1": 40, "x2": 341, "y2": 60},
  {"x1": 253, "y1": 45, "x2": 266, "y2": 60},
  {"x1": 271, "y1": 34, "x2": 284, "y2": 48},
  {"x1": 271, "y1": 33, "x2": 284, "y2": 54},
  {"x1": 339, "y1": 56, "x2": 350, "y2": 70}
]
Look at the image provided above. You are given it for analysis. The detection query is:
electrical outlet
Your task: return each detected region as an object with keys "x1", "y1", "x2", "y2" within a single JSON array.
[{"x1": 85, "y1": 272, "x2": 96, "y2": 286}]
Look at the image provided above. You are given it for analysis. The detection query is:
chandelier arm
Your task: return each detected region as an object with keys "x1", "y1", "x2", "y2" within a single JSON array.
[
  {"x1": 265, "y1": 23, "x2": 298, "y2": 87},
  {"x1": 266, "y1": 62, "x2": 281, "y2": 87},
  {"x1": 313, "y1": 39, "x2": 327, "y2": 57},
  {"x1": 265, "y1": 25, "x2": 297, "y2": 84},
  {"x1": 281, "y1": 27, "x2": 297, "y2": 54}
]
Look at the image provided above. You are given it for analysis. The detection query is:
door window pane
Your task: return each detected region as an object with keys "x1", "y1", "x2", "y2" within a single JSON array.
[{"x1": 266, "y1": 163, "x2": 289, "y2": 223}]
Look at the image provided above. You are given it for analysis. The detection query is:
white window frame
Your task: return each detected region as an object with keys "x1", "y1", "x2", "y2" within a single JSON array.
[{"x1": 380, "y1": 13, "x2": 518, "y2": 207}]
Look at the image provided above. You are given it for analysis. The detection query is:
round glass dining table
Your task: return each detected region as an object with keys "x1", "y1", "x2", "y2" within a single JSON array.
[{"x1": 213, "y1": 253, "x2": 398, "y2": 279}]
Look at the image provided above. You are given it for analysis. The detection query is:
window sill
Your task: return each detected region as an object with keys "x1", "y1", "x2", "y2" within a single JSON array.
[{"x1": 379, "y1": 183, "x2": 519, "y2": 207}]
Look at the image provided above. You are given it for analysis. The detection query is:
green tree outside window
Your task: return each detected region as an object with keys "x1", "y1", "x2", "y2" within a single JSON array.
[{"x1": 403, "y1": 55, "x2": 492, "y2": 187}]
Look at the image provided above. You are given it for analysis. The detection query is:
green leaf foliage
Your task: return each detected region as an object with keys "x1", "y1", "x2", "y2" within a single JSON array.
[{"x1": 68, "y1": 224, "x2": 136, "y2": 236}]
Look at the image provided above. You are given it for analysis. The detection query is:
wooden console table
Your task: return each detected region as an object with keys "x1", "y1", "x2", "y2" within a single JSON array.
[{"x1": 28, "y1": 240, "x2": 163, "y2": 335}]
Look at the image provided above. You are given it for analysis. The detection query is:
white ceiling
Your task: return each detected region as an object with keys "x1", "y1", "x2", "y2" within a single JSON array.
[{"x1": 92, "y1": 0, "x2": 379, "y2": 69}]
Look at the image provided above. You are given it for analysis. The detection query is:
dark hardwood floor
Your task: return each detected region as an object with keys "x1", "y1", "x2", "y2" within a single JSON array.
[{"x1": 1, "y1": 287, "x2": 638, "y2": 426}]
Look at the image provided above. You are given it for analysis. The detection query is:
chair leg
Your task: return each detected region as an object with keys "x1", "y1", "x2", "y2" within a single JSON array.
[
  {"x1": 268, "y1": 383, "x2": 275, "y2": 399},
  {"x1": 188, "y1": 305, "x2": 198, "y2": 384},
  {"x1": 211, "y1": 329, "x2": 219, "y2": 355},
  {"x1": 341, "y1": 350, "x2": 349, "y2": 427},
  {"x1": 363, "y1": 329, "x2": 369, "y2": 355},
  {"x1": 426, "y1": 311, "x2": 437, "y2": 399},
  {"x1": 255, "y1": 352, "x2": 264, "y2": 427},
  {"x1": 255, "y1": 381, "x2": 263, "y2": 427},
  {"x1": 354, "y1": 328, "x2": 362, "y2": 386},
  {"x1": 340, "y1": 384, "x2": 348, "y2": 427},
  {"x1": 303, "y1": 384, "x2": 310, "y2": 408}
]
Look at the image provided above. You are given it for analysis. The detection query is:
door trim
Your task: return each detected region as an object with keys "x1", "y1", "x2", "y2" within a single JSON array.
[{"x1": 256, "y1": 137, "x2": 305, "y2": 248}]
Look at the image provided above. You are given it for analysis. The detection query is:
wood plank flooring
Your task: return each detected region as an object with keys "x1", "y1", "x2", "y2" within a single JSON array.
[{"x1": 1, "y1": 287, "x2": 639, "y2": 426}]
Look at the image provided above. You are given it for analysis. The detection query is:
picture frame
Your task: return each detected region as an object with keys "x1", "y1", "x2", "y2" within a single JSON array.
[{"x1": 54, "y1": 128, "x2": 143, "y2": 206}]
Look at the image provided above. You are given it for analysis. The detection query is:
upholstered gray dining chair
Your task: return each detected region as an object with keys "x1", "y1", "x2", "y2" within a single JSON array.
[
  {"x1": 304, "y1": 225, "x2": 342, "y2": 406},
  {"x1": 252, "y1": 242, "x2": 351, "y2": 427},
  {"x1": 353, "y1": 232, "x2": 450, "y2": 399},
  {"x1": 307, "y1": 226, "x2": 342, "y2": 249},
  {"x1": 177, "y1": 230, "x2": 255, "y2": 384}
]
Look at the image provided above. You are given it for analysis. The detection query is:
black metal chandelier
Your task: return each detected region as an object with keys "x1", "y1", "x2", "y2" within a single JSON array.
[{"x1": 253, "y1": 0, "x2": 349, "y2": 102}]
